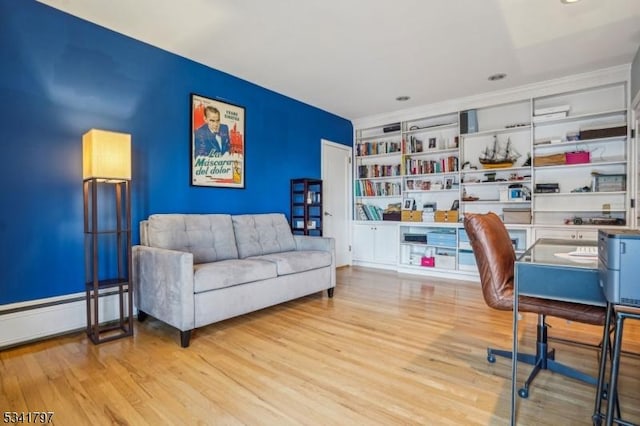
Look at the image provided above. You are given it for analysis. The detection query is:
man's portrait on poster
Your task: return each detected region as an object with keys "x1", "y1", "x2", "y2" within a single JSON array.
[{"x1": 191, "y1": 94, "x2": 245, "y2": 188}]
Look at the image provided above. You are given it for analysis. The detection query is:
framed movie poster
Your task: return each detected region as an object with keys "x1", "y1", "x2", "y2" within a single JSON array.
[{"x1": 191, "y1": 93, "x2": 245, "y2": 188}]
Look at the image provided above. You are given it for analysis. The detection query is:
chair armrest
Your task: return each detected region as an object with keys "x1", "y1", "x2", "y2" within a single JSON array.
[{"x1": 132, "y1": 245, "x2": 195, "y2": 331}]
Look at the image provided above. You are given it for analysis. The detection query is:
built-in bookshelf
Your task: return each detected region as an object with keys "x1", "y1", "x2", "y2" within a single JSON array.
[{"x1": 351, "y1": 70, "x2": 632, "y2": 279}]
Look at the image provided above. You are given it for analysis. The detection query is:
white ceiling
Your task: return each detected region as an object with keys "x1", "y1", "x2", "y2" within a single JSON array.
[{"x1": 37, "y1": 0, "x2": 640, "y2": 120}]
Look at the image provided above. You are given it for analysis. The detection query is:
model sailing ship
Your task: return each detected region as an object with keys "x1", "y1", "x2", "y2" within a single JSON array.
[{"x1": 479, "y1": 135, "x2": 520, "y2": 169}]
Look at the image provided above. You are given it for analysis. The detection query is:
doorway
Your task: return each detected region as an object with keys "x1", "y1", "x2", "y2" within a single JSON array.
[{"x1": 321, "y1": 140, "x2": 352, "y2": 267}]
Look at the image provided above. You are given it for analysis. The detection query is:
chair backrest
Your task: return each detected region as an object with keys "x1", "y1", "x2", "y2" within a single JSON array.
[{"x1": 463, "y1": 212, "x2": 516, "y2": 311}]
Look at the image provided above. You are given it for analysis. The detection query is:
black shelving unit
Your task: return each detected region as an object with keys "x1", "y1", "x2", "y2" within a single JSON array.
[
  {"x1": 83, "y1": 178, "x2": 134, "y2": 344},
  {"x1": 290, "y1": 178, "x2": 323, "y2": 236}
]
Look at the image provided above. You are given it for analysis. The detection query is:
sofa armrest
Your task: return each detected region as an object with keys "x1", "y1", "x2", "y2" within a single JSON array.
[
  {"x1": 293, "y1": 235, "x2": 336, "y2": 288},
  {"x1": 132, "y1": 245, "x2": 195, "y2": 331},
  {"x1": 294, "y1": 235, "x2": 335, "y2": 252}
]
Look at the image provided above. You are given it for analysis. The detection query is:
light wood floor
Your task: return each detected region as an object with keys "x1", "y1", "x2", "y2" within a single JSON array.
[{"x1": 2, "y1": 266, "x2": 639, "y2": 425}]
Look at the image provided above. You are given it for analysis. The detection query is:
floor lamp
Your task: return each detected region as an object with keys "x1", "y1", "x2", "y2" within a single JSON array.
[{"x1": 83, "y1": 129, "x2": 134, "y2": 344}]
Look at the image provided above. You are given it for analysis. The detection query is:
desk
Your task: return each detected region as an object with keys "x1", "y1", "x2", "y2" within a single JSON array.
[{"x1": 511, "y1": 238, "x2": 605, "y2": 425}]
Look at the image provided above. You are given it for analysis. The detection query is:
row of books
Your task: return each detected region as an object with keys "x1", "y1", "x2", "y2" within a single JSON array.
[
  {"x1": 355, "y1": 180, "x2": 401, "y2": 197},
  {"x1": 355, "y1": 203, "x2": 384, "y2": 221},
  {"x1": 405, "y1": 156, "x2": 459, "y2": 175},
  {"x1": 356, "y1": 141, "x2": 401, "y2": 157},
  {"x1": 357, "y1": 164, "x2": 401, "y2": 179}
]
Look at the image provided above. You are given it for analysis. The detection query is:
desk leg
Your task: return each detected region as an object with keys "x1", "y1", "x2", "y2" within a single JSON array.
[
  {"x1": 593, "y1": 303, "x2": 613, "y2": 425},
  {"x1": 605, "y1": 312, "x2": 625, "y2": 426},
  {"x1": 511, "y1": 269, "x2": 519, "y2": 426}
]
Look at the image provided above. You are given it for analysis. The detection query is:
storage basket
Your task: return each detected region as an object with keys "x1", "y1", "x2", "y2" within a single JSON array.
[
  {"x1": 533, "y1": 153, "x2": 566, "y2": 167},
  {"x1": 434, "y1": 210, "x2": 459, "y2": 223},
  {"x1": 401, "y1": 210, "x2": 423, "y2": 222}
]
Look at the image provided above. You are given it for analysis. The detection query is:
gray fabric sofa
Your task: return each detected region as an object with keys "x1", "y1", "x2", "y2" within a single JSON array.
[{"x1": 132, "y1": 213, "x2": 335, "y2": 347}]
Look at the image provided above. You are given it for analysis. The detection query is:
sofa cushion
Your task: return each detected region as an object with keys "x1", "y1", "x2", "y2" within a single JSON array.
[
  {"x1": 250, "y1": 250, "x2": 332, "y2": 276},
  {"x1": 193, "y1": 259, "x2": 277, "y2": 292},
  {"x1": 232, "y1": 213, "x2": 296, "y2": 258},
  {"x1": 147, "y1": 214, "x2": 239, "y2": 264}
]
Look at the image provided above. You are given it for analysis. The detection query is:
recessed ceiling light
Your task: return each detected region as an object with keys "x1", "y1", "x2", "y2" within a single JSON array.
[
  {"x1": 561, "y1": 0, "x2": 581, "y2": 4},
  {"x1": 395, "y1": 96, "x2": 410, "y2": 102},
  {"x1": 488, "y1": 73, "x2": 507, "y2": 81}
]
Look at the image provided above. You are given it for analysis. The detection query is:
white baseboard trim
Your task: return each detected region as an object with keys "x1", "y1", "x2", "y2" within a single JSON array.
[{"x1": 0, "y1": 292, "x2": 129, "y2": 349}]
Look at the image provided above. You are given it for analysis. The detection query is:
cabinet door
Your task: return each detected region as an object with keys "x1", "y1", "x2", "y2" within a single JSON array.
[
  {"x1": 373, "y1": 224, "x2": 398, "y2": 265},
  {"x1": 534, "y1": 227, "x2": 598, "y2": 241},
  {"x1": 352, "y1": 224, "x2": 376, "y2": 262}
]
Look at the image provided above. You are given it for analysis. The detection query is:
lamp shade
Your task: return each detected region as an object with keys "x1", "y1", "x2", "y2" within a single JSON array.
[{"x1": 82, "y1": 129, "x2": 131, "y2": 180}]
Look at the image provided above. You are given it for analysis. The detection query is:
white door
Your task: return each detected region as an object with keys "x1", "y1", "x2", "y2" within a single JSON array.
[{"x1": 322, "y1": 139, "x2": 351, "y2": 267}]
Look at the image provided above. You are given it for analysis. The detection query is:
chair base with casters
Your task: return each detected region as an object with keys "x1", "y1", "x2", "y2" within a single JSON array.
[{"x1": 488, "y1": 314, "x2": 598, "y2": 398}]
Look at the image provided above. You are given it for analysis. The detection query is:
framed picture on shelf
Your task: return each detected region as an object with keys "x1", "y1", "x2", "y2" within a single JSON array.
[
  {"x1": 445, "y1": 178, "x2": 453, "y2": 189},
  {"x1": 403, "y1": 198, "x2": 415, "y2": 210},
  {"x1": 191, "y1": 93, "x2": 245, "y2": 188}
]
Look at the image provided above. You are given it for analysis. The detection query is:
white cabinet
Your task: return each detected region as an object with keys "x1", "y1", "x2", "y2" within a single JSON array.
[
  {"x1": 533, "y1": 227, "x2": 598, "y2": 241},
  {"x1": 352, "y1": 223, "x2": 398, "y2": 266}
]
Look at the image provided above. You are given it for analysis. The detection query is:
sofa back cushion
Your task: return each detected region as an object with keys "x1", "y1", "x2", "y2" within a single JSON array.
[
  {"x1": 232, "y1": 213, "x2": 296, "y2": 258},
  {"x1": 145, "y1": 214, "x2": 239, "y2": 264}
]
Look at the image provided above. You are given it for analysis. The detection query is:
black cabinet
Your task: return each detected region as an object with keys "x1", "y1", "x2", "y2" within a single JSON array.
[{"x1": 290, "y1": 178, "x2": 323, "y2": 236}]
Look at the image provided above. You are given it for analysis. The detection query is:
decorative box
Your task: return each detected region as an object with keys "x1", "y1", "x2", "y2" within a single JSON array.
[
  {"x1": 565, "y1": 151, "x2": 590, "y2": 165},
  {"x1": 534, "y1": 153, "x2": 566, "y2": 167},
  {"x1": 435, "y1": 254, "x2": 456, "y2": 270},
  {"x1": 421, "y1": 256, "x2": 435, "y2": 267},
  {"x1": 503, "y1": 207, "x2": 531, "y2": 224},
  {"x1": 434, "y1": 210, "x2": 459, "y2": 223},
  {"x1": 382, "y1": 212, "x2": 401, "y2": 221},
  {"x1": 579, "y1": 125, "x2": 626, "y2": 140},
  {"x1": 592, "y1": 173, "x2": 626, "y2": 192},
  {"x1": 402, "y1": 210, "x2": 423, "y2": 222}
]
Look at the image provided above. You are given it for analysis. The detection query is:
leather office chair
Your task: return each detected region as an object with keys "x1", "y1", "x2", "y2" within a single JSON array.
[{"x1": 463, "y1": 212, "x2": 606, "y2": 398}]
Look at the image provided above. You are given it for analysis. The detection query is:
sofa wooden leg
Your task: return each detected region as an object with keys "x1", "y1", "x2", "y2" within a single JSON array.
[
  {"x1": 327, "y1": 287, "x2": 334, "y2": 298},
  {"x1": 137, "y1": 310, "x2": 148, "y2": 322},
  {"x1": 180, "y1": 330, "x2": 192, "y2": 348}
]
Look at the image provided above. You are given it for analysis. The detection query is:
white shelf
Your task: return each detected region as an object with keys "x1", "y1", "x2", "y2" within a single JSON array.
[
  {"x1": 357, "y1": 131, "x2": 401, "y2": 141},
  {"x1": 461, "y1": 200, "x2": 531, "y2": 204},
  {"x1": 534, "y1": 191, "x2": 626, "y2": 197},
  {"x1": 405, "y1": 147, "x2": 459, "y2": 156},
  {"x1": 403, "y1": 122, "x2": 458, "y2": 135},
  {"x1": 533, "y1": 136, "x2": 626, "y2": 151},
  {"x1": 461, "y1": 125, "x2": 531, "y2": 138},
  {"x1": 461, "y1": 179, "x2": 531, "y2": 187},
  {"x1": 355, "y1": 195, "x2": 402, "y2": 199},
  {"x1": 532, "y1": 108, "x2": 627, "y2": 127},
  {"x1": 533, "y1": 208, "x2": 626, "y2": 213},
  {"x1": 460, "y1": 166, "x2": 531, "y2": 175},
  {"x1": 405, "y1": 171, "x2": 459, "y2": 179},
  {"x1": 404, "y1": 188, "x2": 459, "y2": 194},
  {"x1": 355, "y1": 152, "x2": 402, "y2": 160},
  {"x1": 534, "y1": 158, "x2": 627, "y2": 171},
  {"x1": 356, "y1": 175, "x2": 402, "y2": 181}
]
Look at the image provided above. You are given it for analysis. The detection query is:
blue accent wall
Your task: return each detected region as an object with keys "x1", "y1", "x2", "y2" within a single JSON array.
[{"x1": 0, "y1": 0, "x2": 353, "y2": 305}]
